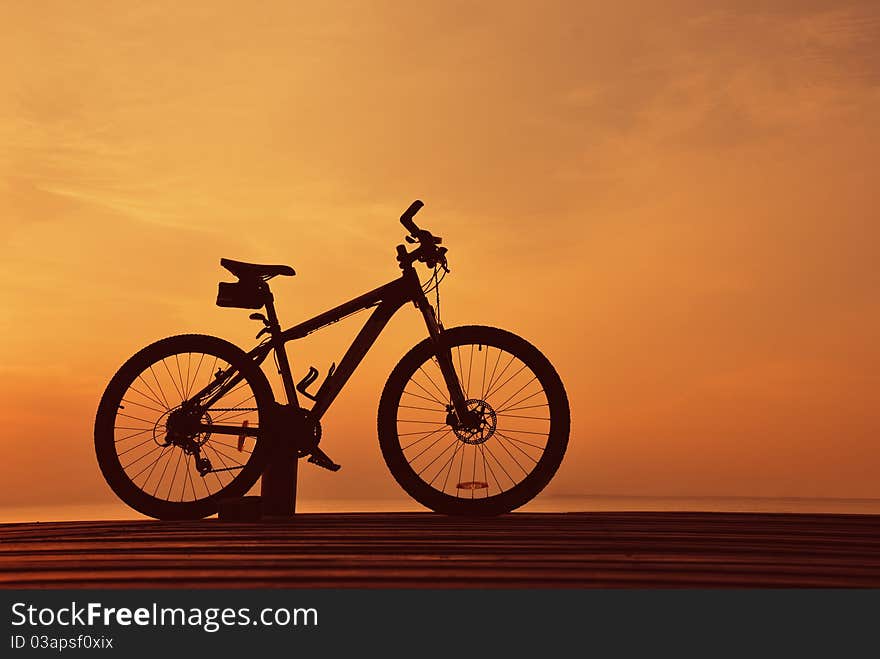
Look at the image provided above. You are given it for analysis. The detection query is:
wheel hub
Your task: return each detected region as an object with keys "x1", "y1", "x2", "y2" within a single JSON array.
[
  {"x1": 451, "y1": 399, "x2": 497, "y2": 445},
  {"x1": 160, "y1": 407, "x2": 212, "y2": 452}
]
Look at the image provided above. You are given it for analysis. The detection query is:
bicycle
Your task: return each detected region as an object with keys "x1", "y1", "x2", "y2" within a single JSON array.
[{"x1": 94, "y1": 201, "x2": 570, "y2": 519}]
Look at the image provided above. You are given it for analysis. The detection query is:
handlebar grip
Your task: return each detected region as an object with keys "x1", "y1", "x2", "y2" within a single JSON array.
[{"x1": 400, "y1": 200, "x2": 424, "y2": 235}]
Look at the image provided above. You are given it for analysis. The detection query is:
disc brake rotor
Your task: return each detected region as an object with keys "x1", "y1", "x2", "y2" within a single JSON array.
[{"x1": 452, "y1": 398, "x2": 497, "y2": 445}]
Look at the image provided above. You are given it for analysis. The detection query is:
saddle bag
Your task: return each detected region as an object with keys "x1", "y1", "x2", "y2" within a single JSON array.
[{"x1": 216, "y1": 280, "x2": 267, "y2": 309}]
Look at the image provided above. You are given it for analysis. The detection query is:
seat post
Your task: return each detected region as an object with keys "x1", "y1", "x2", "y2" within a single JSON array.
[{"x1": 260, "y1": 290, "x2": 299, "y2": 519}]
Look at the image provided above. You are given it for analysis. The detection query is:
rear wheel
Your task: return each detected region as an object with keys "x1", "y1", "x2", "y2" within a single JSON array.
[
  {"x1": 378, "y1": 325, "x2": 570, "y2": 515},
  {"x1": 94, "y1": 334, "x2": 273, "y2": 520}
]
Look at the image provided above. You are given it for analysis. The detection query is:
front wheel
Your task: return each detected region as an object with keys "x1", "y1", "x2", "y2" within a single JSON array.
[{"x1": 378, "y1": 325, "x2": 570, "y2": 515}]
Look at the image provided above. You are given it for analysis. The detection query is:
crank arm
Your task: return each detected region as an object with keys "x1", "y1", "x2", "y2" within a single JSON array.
[{"x1": 199, "y1": 464, "x2": 244, "y2": 477}]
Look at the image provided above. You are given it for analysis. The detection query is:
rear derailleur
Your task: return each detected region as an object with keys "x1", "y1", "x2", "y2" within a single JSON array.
[{"x1": 162, "y1": 407, "x2": 222, "y2": 477}]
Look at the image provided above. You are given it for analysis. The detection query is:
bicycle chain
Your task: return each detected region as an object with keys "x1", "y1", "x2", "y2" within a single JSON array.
[{"x1": 209, "y1": 407, "x2": 259, "y2": 412}]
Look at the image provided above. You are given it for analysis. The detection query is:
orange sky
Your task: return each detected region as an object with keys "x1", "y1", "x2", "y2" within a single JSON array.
[{"x1": 1, "y1": 1, "x2": 878, "y2": 516}]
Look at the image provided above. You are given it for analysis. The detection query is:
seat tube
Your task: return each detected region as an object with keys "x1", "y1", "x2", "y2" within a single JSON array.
[{"x1": 264, "y1": 295, "x2": 299, "y2": 406}]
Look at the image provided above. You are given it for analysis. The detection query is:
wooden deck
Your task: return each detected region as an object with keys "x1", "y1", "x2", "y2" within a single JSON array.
[{"x1": 2, "y1": 512, "x2": 879, "y2": 588}]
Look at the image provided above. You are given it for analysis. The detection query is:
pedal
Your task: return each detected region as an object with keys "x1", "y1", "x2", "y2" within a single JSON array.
[{"x1": 307, "y1": 447, "x2": 341, "y2": 472}]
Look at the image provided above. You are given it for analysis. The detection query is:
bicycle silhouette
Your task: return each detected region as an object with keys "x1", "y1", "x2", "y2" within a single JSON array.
[{"x1": 95, "y1": 201, "x2": 570, "y2": 519}]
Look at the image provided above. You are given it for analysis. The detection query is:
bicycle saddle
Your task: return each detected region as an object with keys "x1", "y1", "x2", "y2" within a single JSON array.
[{"x1": 220, "y1": 258, "x2": 296, "y2": 280}]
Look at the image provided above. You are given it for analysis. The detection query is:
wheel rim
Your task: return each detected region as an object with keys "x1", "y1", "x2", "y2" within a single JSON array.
[
  {"x1": 395, "y1": 342, "x2": 552, "y2": 500},
  {"x1": 111, "y1": 350, "x2": 262, "y2": 505}
]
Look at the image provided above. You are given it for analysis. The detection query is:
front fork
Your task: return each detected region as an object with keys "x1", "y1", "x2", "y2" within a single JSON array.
[{"x1": 415, "y1": 294, "x2": 471, "y2": 423}]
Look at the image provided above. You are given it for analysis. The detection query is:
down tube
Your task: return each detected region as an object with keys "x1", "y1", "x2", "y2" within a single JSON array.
[{"x1": 308, "y1": 298, "x2": 405, "y2": 421}]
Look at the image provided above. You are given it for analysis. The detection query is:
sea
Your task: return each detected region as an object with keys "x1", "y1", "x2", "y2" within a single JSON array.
[{"x1": 2, "y1": 495, "x2": 879, "y2": 523}]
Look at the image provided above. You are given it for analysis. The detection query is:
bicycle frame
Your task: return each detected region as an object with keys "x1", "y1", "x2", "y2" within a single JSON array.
[{"x1": 194, "y1": 264, "x2": 469, "y2": 440}]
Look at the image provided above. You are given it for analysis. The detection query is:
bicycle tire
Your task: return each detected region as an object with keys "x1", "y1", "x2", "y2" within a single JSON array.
[
  {"x1": 378, "y1": 325, "x2": 570, "y2": 515},
  {"x1": 94, "y1": 334, "x2": 274, "y2": 520}
]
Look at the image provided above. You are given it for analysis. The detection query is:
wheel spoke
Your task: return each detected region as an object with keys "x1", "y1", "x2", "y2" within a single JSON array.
[
  {"x1": 134, "y1": 376, "x2": 168, "y2": 411},
  {"x1": 207, "y1": 443, "x2": 247, "y2": 466},
  {"x1": 392, "y1": 335, "x2": 563, "y2": 503},
  {"x1": 142, "y1": 445, "x2": 170, "y2": 491},
  {"x1": 496, "y1": 389, "x2": 546, "y2": 414},
  {"x1": 399, "y1": 404, "x2": 446, "y2": 412},
  {"x1": 174, "y1": 354, "x2": 186, "y2": 401},
  {"x1": 206, "y1": 356, "x2": 219, "y2": 391},
  {"x1": 167, "y1": 449, "x2": 185, "y2": 500},
  {"x1": 397, "y1": 419, "x2": 449, "y2": 425},
  {"x1": 147, "y1": 365, "x2": 171, "y2": 409},
  {"x1": 114, "y1": 427, "x2": 156, "y2": 442},
  {"x1": 455, "y1": 346, "x2": 466, "y2": 397},
  {"x1": 497, "y1": 428, "x2": 551, "y2": 437},
  {"x1": 470, "y1": 439, "x2": 477, "y2": 498},
  {"x1": 416, "y1": 435, "x2": 458, "y2": 477},
  {"x1": 399, "y1": 423, "x2": 451, "y2": 438},
  {"x1": 102, "y1": 344, "x2": 268, "y2": 511},
  {"x1": 209, "y1": 440, "x2": 253, "y2": 455},
  {"x1": 456, "y1": 438, "x2": 466, "y2": 488},
  {"x1": 482, "y1": 442, "x2": 517, "y2": 486},
  {"x1": 485, "y1": 363, "x2": 528, "y2": 402},
  {"x1": 121, "y1": 397, "x2": 166, "y2": 415},
  {"x1": 117, "y1": 436, "x2": 159, "y2": 457},
  {"x1": 496, "y1": 413, "x2": 550, "y2": 421},
  {"x1": 498, "y1": 402, "x2": 548, "y2": 413},
  {"x1": 479, "y1": 443, "x2": 502, "y2": 493},
  {"x1": 492, "y1": 433, "x2": 530, "y2": 475},
  {"x1": 481, "y1": 347, "x2": 503, "y2": 401},
  {"x1": 466, "y1": 344, "x2": 474, "y2": 399},
  {"x1": 183, "y1": 353, "x2": 193, "y2": 398},
  {"x1": 402, "y1": 389, "x2": 446, "y2": 405},
  {"x1": 417, "y1": 365, "x2": 450, "y2": 406},
  {"x1": 186, "y1": 352, "x2": 206, "y2": 399},
  {"x1": 494, "y1": 376, "x2": 540, "y2": 413},
  {"x1": 408, "y1": 430, "x2": 453, "y2": 464},
  {"x1": 494, "y1": 430, "x2": 547, "y2": 451},
  {"x1": 479, "y1": 346, "x2": 489, "y2": 404},
  {"x1": 407, "y1": 378, "x2": 447, "y2": 405},
  {"x1": 211, "y1": 378, "x2": 252, "y2": 406},
  {"x1": 211, "y1": 407, "x2": 257, "y2": 424},
  {"x1": 482, "y1": 352, "x2": 516, "y2": 401},
  {"x1": 495, "y1": 432, "x2": 541, "y2": 463},
  {"x1": 126, "y1": 445, "x2": 165, "y2": 478},
  {"x1": 152, "y1": 448, "x2": 174, "y2": 496},
  {"x1": 401, "y1": 426, "x2": 450, "y2": 450},
  {"x1": 116, "y1": 411, "x2": 158, "y2": 425},
  {"x1": 161, "y1": 357, "x2": 185, "y2": 402},
  {"x1": 203, "y1": 444, "x2": 230, "y2": 490},
  {"x1": 439, "y1": 441, "x2": 466, "y2": 491}
]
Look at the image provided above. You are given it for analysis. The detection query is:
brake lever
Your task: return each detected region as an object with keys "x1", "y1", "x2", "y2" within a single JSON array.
[{"x1": 438, "y1": 247, "x2": 450, "y2": 272}]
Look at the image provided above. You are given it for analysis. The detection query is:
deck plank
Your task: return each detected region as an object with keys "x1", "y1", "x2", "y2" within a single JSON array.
[{"x1": 2, "y1": 512, "x2": 879, "y2": 588}]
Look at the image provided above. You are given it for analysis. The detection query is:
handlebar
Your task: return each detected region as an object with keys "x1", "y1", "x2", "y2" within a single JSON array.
[
  {"x1": 395, "y1": 200, "x2": 449, "y2": 272},
  {"x1": 400, "y1": 200, "x2": 424, "y2": 235}
]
